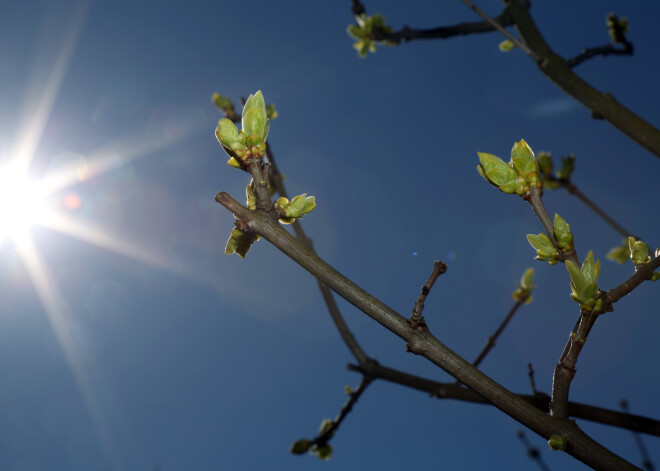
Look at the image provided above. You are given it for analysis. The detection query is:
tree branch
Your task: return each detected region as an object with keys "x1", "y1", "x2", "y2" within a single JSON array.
[
  {"x1": 505, "y1": 0, "x2": 660, "y2": 159},
  {"x1": 346, "y1": 362, "x2": 660, "y2": 437},
  {"x1": 525, "y1": 187, "x2": 579, "y2": 265},
  {"x1": 604, "y1": 254, "x2": 660, "y2": 305},
  {"x1": 215, "y1": 191, "x2": 642, "y2": 470},
  {"x1": 354, "y1": 0, "x2": 516, "y2": 44}
]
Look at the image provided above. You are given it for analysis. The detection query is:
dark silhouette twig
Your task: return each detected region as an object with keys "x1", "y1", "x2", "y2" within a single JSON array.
[
  {"x1": 567, "y1": 41, "x2": 634, "y2": 68},
  {"x1": 620, "y1": 399, "x2": 656, "y2": 471},
  {"x1": 347, "y1": 361, "x2": 660, "y2": 437},
  {"x1": 410, "y1": 260, "x2": 447, "y2": 328},
  {"x1": 517, "y1": 429, "x2": 552, "y2": 471},
  {"x1": 471, "y1": 299, "x2": 525, "y2": 368},
  {"x1": 527, "y1": 363, "x2": 538, "y2": 395}
]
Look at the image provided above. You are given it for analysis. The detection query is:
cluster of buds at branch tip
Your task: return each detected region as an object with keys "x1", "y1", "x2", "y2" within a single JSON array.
[
  {"x1": 215, "y1": 90, "x2": 269, "y2": 170},
  {"x1": 512, "y1": 268, "x2": 537, "y2": 303},
  {"x1": 347, "y1": 13, "x2": 394, "y2": 57},
  {"x1": 477, "y1": 139, "x2": 543, "y2": 195},
  {"x1": 290, "y1": 419, "x2": 334, "y2": 459},
  {"x1": 534, "y1": 152, "x2": 575, "y2": 190},
  {"x1": 566, "y1": 251, "x2": 603, "y2": 312},
  {"x1": 607, "y1": 238, "x2": 660, "y2": 279},
  {"x1": 215, "y1": 90, "x2": 319, "y2": 258},
  {"x1": 275, "y1": 194, "x2": 317, "y2": 224},
  {"x1": 211, "y1": 92, "x2": 237, "y2": 119},
  {"x1": 607, "y1": 13, "x2": 629, "y2": 45}
]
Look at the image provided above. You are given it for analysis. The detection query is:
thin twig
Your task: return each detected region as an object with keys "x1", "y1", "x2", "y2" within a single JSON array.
[
  {"x1": 620, "y1": 399, "x2": 656, "y2": 471},
  {"x1": 567, "y1": 41, "x2": 633, "y2": 69},
  {"x1": 543, "y1": 176, "x2": 638, "y2": 239},
  {"x1": 311, "y1": 375, "x2": 374, "y2": 449},
  {"x1": 517, "y1": 430, "x2": 552, "y2": 471},
  {"x1": 459, "y1": 0, "x2": 536, "y2": 59},
  {"x1": 353, "y1": 0, "x2": 515, "y2": 44},
  {"x1": 265, "y1": 141, "x2": 371, "y2": 366},
  {"x1": 347, "y1": 362, "x2": 660, "y2": 436},
  {"x1": 410, "y1": 260, "x2": 447, "y2": 327},
  {"x1": 527, "y1": 363, "x2": 538, "y2": 396},
  {"x1": 471, "y1": 299, "x2": 525, "y2": 368},
  {"x1": 567, "y1": 181, "x2": 637, "y2": 238}
]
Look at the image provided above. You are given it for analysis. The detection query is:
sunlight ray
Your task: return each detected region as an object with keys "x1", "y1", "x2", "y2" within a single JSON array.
[
  {"x1": 11, "y1": 0, "x2": 90, "y2": 173},
  {"x1": 15, "y1": 233, "x2": 121, "y2": 470},
  {"x1": 42, "y1": 119, "x2": 204, "y2": 195},
  {"x1": 40, "y1": 210, "x2": 190, "y2": 276}
]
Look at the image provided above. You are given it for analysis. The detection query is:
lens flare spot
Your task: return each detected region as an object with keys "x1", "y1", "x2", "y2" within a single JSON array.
[{"x1": 65, "y1": 193, "x2": 81, "y2": 210}]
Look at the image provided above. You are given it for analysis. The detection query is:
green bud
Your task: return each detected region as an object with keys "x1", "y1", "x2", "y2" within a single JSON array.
[
  {"x1": 288, "y1": 194, "x2": 316, "y2": 217},
  {"x1": 347, "y1": 24, "x2": 366, "y2": 39},
  {"x1": 344, "y1": 385, "x2": 354, "y2": 395},
  {"x1": 227, "y1": 157, "x2": 241, "y2": 169},
  {"x1": 557, "y1": 155, "x2": 575, "y2": 180},
  {"x1": 606, "y1": 239, "x2": 630, "y2": 264},
  {"x1": 314, "y1": 443, "x2": 333, "y2": 460},
  {"x1": 275, "y1": 194, "x2": 317, "y2": 223},
  {"x1": 347, "y1": 13, "x2": 393, "y2": 57},
  {"x1": 478, "y1": 140, "x2": 545, "y2": 195},
  {"x1": 628, "y1": 237, "x2": 650, "y2": 266},
  {"x1": 526, "y1": 171, "x2": 543, "y2": 189},
  {"x1": 548, "y1": 435, "x2": 567, "y2": 451},
  {"x1": 527, "y1": 233, "x2": 559, "y2": 264},
  {"x1": 536, "y1": 152, "x2": 553, "y2": 176},
  {"x1": 225, "y1": 227, "x2": 261, "y2": 258},
  {"x1": 242, "y1": 91, "x2": 269, "y2": 144},
  {"x1": 511, "y1": 139, "x2": 538, "y2": 173},
  {"x1": 266, "y1": 103, "x2": 278, "y2": 119},
  {"x1": 246, "y1": 180, "x2": 257, "y2": 210},
  {"x1": 216, "y1": 118, "x2": 240, "y2": 149},
  {"x1": 512, "y1": 267, "x2": 536, "y2": 303},
  {"x1": 212, "y1": 92, "x2": 234, "y2": 111},
  {"x1": 566, "y1": 251, "x2": 602, "y2": 311},
  {"x1": 553, "y1": 213, "x2": 574, "y2": 251},
  {"x1": 499, "y1": 39, "x2": 515, "y2": 52},
  {"x1": 607, "y1": 13, "x2": 629, "y2": 44},
  {"x1": 290, "y1": 439, "x2": 311, "y2": 455},
  {"x1": 477, "y1": 152, "x2": 518, "y2": 193},
  {"x1": 319, "y1": 418, "x2": 334, "y2": 438},
  {"x1": 651, "y1": 272, "x2": 660, "y2": 282}
]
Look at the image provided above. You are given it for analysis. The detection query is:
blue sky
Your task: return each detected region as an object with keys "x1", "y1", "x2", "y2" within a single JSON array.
[{"x1": 1, "y1": 1, "x2": 659, "y2": 470}]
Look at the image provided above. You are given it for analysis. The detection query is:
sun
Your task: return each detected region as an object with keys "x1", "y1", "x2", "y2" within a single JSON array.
[{"x1": 0, "y1": 161, "x2": 49, "y2": 244}]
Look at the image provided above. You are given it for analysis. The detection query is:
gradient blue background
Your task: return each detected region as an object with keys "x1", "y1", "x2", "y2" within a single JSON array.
[{"x1": 1, "y1": 1, "x2": 659, "y2": 470}]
